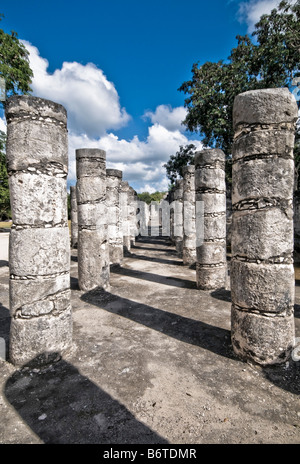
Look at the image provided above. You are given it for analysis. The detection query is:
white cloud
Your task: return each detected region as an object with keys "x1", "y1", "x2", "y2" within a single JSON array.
[
  {"x1": 0, "y1": 116, "x2": 6, "y2": 133},
  {"x1": 21, "y1": 41, "x2": 203, "y2": 192},
  {"x1": 68, "y1": 126, "x2": 203, "y2": 191},
  {"x1": 145, "y1": 123, "x2": 192, "y2": 161},
  {"x1": 144, "y1": 104, "x2": 187, "y2": 132},
  {"x1": 238, "y1": 0, "x2": 284, "y2": 32},
  {"x1": 23, "y1": 41, "x2": 130, "y2": 137}
]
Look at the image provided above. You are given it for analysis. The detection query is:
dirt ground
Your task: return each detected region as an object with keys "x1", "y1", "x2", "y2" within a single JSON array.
[{"x1": 0, "y1": 235, "x2": 299, "y2": 444}]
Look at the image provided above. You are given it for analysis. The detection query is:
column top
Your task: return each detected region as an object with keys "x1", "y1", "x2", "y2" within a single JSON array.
[
  {"x1": 5, "y1": 95, "x2": 67, "y2": 125},
  {"x1": 233, "y1": 87, "x2": 298, "y2": 129},
  {"x1": 76, "y1": 148, "x2": 106, "y2": 160},
  {"x1": 195, "y1": 148, "x2": 225, "y2": 167},
  {"x1": 106, "y1": 169, "x2": 123, "y2": 179}
]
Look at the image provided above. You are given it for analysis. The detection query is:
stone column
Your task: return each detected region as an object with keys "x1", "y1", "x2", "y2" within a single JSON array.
[
  {"x1": 120, "y1": 181, "x2": 131, "y2": 253},
  {"x1": 293, "y1": 191, "x2": 300, "y2": 263},
  {"x1": 141, "y1": 201, "x2": 150, "y2": 236},
  {"x1": 231, "y1": 88, "x2": 298, "y2": 366},
  {"x1": 195, "y1": 149, "x2": 227, "y2": 290},
  {"x1": 70, "y1": 185, "x2": 78, "y2": 248},
  {"x1": 106, "y1": 169, "x2": 123, "y2": 266},
  {"x1": 76, "y1": 148, "x2": 109, "y2": 291},
  {"x1": 128, "y1": 186, "x2": 137, "y2": 246},
  {"x1": 6, "y1": 95, "x2": 72, "y2": 366},
  {"x1": 173, "y1": 179, "x2": 183, "y2": 257},
  {"x1": 168, "y1": 189, "x2": 175, "y2": 244},
  {"x1": 182, "y1": 165, "x2": 196, "y2": 266}
]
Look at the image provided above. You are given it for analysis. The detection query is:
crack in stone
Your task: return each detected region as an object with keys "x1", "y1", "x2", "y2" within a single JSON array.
[
  {"x1": 11, "y1": 222, "x2": 68, "y2": 230},
  {"x1": 234, "y1": 121, "x2": 296, "y2": 139},
  {"x1": 15, "y1": 304, "x2": 71, "y2": 320},
  {"x1": 8, "y1": 161, "x2": 68, "y2": 176},
  {"x1": 14, "y1": 288, "x2": 70, "y2": 318},
  {"x1": 77, "y1": 198, "x2": 105, "y2": 205},
  {"x1": 232, "y1": 254, "x2": 293, "y2": 265},
  {"x1": 10, "y1": 271, "x2": 70, "y2": 280},
  {"x1": 232, "y1": 197, "x2": 293, "y2": 212},
  {"x1": 6, "y1": 113, "x2": 67, "y2": 128},
  {"x1": 196, "y1": 188, "x2": 226, "y2": 194},
  {"x1": 232, "y1": 152, "x2": 293, "y2": 165},
  {"x1": 232, "y1": 303, "x2": 294, "y2": 318},
  {"x1": 197, "y1": 262, "x2": 226, "y2": 268},
  {"x1": 204, "y1": 212, "x2": 226, "y2": 217},
  {"x1": 195, "y1": 162, "x2": 225, "y2": 170}
]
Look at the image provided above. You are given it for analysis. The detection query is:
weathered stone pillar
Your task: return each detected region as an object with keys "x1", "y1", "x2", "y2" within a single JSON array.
[
  {"x1": 293, "y1": 191, "x2": 300, "y2": 263},
  {"x1": 173, "y1": 179, "x2": 183, "y2": 257},
  {"x1": 6, "y1": 95, "x2": 72, "y2": 366},
  {"x1": 128, "y1": 186, "x2": 137, "y2": 246},
  {"x1": 70, "y1": 185, "x2": 78, "y2": 248},
  {"x1": 137, "y1": 200, "x2": 150, "y2": 237},
  {"x1": 76, "y1": 148, "x2": 109, "y2": 291},
  {"x1": 168, "y1": 189, "x2": 175, "y2": 244},
  {"x1": 182, "y1": 165, "x2": 196, "y2": 266},
  {"x1": 231, "y1": 88, "x2": 298, "y2": 365},
  {"x1": 106, "y1": 169, "x2": 123, "y2": 266},
  {"x1": 195, "y1": 149, "x2": 227, "y2": 289},
  {"x1": 120, "y1": 181, "x2": 131, "y2": 253}
]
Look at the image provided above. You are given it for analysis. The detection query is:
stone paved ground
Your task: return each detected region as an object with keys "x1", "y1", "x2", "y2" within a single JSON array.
[{"x1": 0, "y1": 235, "x2": 299, "y2": 444}]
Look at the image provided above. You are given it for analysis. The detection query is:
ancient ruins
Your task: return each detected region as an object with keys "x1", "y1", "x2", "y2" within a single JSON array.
[
  {"x1": 3, "y1": 89, "x2": 299, "y2": 369},
  {"x1": 5, "y1": 96, "x2": 72, "y2": 366},
  {"x1": 106, "y1": 169, "x2": 123, "y2": 267},
  {"x1": 195, "y1": 148, "x2": 227, "y2": 290},
  {"x1": 182, "y1": 165, "x2": 196, "y2": 267},
  {"x1": 230, "y1": 88, "x2": 298, "y2": 365},
  {"x1": 76, "y1": 148, "x2": 110, "y2": 292}
]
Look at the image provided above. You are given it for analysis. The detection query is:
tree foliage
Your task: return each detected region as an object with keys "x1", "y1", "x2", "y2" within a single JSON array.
[
  {"x1": 137, "y1": 191, "x2": 167, "y2": 205},
  {"x1": 0, "y1": 14, "x2": 33, "y2": 103},
  {"x1": 0, "y1": 15, "x2": 33, "y2": 219},
  {"x1": 176, "y1": 0, "x2": 300, "y2": 186},
  {"x1": 163, "y1": 144, "x2": 197, "y2": 186}
]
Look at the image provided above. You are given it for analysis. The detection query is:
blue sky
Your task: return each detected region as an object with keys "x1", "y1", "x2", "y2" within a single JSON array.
[{"x1": 0, "y1": 0, "x2": 285, "y2": 192}]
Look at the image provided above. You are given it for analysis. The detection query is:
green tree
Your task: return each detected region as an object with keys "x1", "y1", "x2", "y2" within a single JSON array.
[
  {"x1": 0, "y1": 14, "x2": 33, "y2": 101},
  {"x1": 0, "y1": 15, "x2": 33, "y2": 219},
  {"x1": 178, "y1": 0, "x2": 300, "y2": 185},
  {"x1": 163, "y1": 144, "x2": 197, "y2": 186},
  {"x1": 137, "y1": 191, "x2": 167, "y2": 205}
]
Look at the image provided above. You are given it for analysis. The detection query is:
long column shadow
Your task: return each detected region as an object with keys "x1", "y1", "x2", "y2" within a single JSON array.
[
  {"x1": 128, "y1": 253, "x2": 183, "y2": 266},
  {"x1": 4, "y1": 355, "x2": 168, "y2": 444},
  {"x1": 81, "y1": 289, "x2": 300, "y2": 395},
  {"x1": 81, "y1": 288, "x2": 234, "y2": 360},
  {"x1": 131, "y1": 246, "x2": 176, "y2": 254},
  {"x1": 135, "y1": 236, "x2": 173, "y2": 246},
  {"x1": 111, "y1": 266, "x2": 197, "y2": 289}
]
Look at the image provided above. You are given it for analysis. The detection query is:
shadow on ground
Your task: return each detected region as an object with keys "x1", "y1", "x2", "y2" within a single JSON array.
[
  {"x1": 81, "y1": 287, "x2": 300, "y2": 396},
  {"x1": 111, "y1": 266, "x2": 197, "y2": 289},
  {"x1": 81, "y1": 288, "x2": 234, "y2": 360},
  {"x1": 128, "y1": 253, "x2": 183, "y2": 266},
  {"x1": 4, "y1": 355, "x2": 168, "y2": 444}
]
